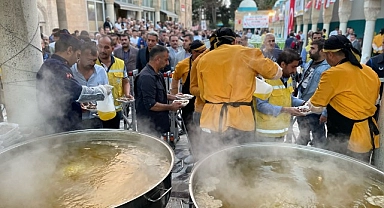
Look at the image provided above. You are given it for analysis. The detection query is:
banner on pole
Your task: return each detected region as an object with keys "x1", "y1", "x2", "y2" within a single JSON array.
[
  {"x1": 314, "y1": 0, "x2": 322, "y2": 10},
  {"x1": 288, "y1": 0, "x2": 295, "y2": 33},
  {"x1": 295, "y1": 0, "x2": 304, "y2": 16},
  {"x1": 242, "y1": 15, "x2": 269, "y2": 28},
  {"x1": 201, "y1": 20, "x2": 207, "y2": 30}
]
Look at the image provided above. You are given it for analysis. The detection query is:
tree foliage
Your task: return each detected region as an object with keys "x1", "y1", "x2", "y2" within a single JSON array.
[
  {"x1": 192, "y1": 0, "x2": 228, "y2": 28},
  {"x1": 192, "y1": 0, "x2": 275, "y2": 29}
]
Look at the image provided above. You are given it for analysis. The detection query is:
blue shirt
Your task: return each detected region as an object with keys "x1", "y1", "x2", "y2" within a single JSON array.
[
  {"x1": 71, "y1": 63, "x2": 109, "y2": 119},
  {"x1": 137, "y1": 37, "x2": 147, "y2": 49}
]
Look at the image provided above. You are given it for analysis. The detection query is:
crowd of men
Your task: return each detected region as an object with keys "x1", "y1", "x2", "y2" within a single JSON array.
[{"x1": 38, "y1": 18, "x2": 384, "y2": 164}]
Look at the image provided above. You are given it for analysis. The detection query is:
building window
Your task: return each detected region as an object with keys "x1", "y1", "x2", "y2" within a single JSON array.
[
  {"x1": 161, "y1": 0, "x2": 167, "y2": 10},
  {"x1": 142, "y1": 0, "x2": 152, "y2": 7},
  {"x1": 87, "y1": 0, "x2": 105, "y2": 32}
]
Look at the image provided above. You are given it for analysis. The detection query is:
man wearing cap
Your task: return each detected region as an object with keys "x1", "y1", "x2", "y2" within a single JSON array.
[
  {"x1": 197, "y1": 27, "x2": 282, "y2": 156},
  {"x1": 170, "y1": 40, "x2": 206, "y2": 131},
  {"x1": 37, "y1": 34, "x2": 112, "y2": 134},
  {"x1": 307, "y1": 35, "x2": 380, "y2": 163},
  {"x1": 372, "y1": 28, "x2": 384, "y2": 56},
  {"x1": 189, "y1": 32, "x2": 217, "y2": 161},
  {"x1": 103, "y1": 16, "x2": 113, "y2": 31}
]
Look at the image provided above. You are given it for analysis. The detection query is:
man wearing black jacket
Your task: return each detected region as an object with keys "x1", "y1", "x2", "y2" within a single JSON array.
[{"x1": 136, "y1": 31, "x2": 171, "y2": 72}]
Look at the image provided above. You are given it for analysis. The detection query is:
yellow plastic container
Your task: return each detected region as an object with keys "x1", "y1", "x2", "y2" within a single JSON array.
[
  {"x1": 97, "y1": 94, "x2": 116, "y2": 121},
  {"x1": 98, "y1": 111, "x2": 116, "y2": 121}
]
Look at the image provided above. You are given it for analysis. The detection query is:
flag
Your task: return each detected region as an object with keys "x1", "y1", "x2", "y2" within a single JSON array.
[
  {"x1": 288, "y1": 0, "x2": 295, "y2": 33},
  {"x1": 305, "y1": 0, "x2": 312, "y2": 12},
  {"x1": 324, "y1": 0, "x2": 330, "y2": 8},
  {"x1": 314, "y1": 0, "x2": 321, "y2": 10}
]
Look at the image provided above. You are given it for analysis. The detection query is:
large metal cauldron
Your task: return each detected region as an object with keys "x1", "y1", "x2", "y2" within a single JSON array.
[
  {"x1": 0, "y1": 130, "x2": 174, "y2": 208},
  {"x1": 189, "y1": 143, "x2": 384, "y2": 208}
]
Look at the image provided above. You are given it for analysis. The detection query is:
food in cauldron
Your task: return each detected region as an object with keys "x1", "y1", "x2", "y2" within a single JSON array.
[{"x1": 0, "y1": 140, "x2": 170, "y2": 207}]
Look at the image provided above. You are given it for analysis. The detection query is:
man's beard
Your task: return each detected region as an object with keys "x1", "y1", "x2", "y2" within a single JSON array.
[{"x1": 84, "y1": 65, "x2": 94, "y2": 70}]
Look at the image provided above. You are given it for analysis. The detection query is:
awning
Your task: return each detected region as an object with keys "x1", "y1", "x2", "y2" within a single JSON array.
[
  {"x1": 115, "y1": 2, "x2": 143, "y2": 12},
  {"x1": 141, "y1": 6, "x2": 155, "y2": 12},
  {"x1": 160, "y1": 10, "x2": 178, "y2": 19}
]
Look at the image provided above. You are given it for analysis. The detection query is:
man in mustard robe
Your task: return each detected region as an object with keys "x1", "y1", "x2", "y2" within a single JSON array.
[
  {"x1": 372, "y1": 28, "x2": 384, "y2": 56},
  {"x1": 170, "y1": 40, "x2": 206, "y2": 130},
  {"x1": 197, "y1": 27, "x2": 282, "y2": 156},
  {"x1": 307, "y1": 35, "x2": 380, "y2": 163}
]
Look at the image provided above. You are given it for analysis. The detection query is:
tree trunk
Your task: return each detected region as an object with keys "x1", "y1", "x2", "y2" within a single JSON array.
[{"x1": 211, "y1": 5, "x2": 216, "y2": 27}]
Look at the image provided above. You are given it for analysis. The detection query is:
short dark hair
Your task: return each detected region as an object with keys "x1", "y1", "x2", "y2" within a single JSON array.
[
  {"x1": 149, "y1": 45, "x2": 168, "y2": 61},
  {"x1": 80, "y1": 41, "x2": 98, "y2": 56},
  {"x1": 312, "y1": 31, "x2": 322, "y2": 38},
  {"x1": 277, "y1": 49, "x2": 302, "y2": 66},
  {"x1": 99, "y1": 34, "x2": 113, "y2": 46},
  {"x1": 52, "y1": 28, "x2": 60, "y2": 33},
  {"x1": 78, "y1": 35, "x2": 91, "y2": 42},
  {"x1": 311, "y1": 39, "x2": 325, "y2": 51},
  {"x1": 183, "y1": 34, "x2": 193, "y2": 42},
  {"x1": 80, "y1": 30, "x2": 89, "y2": 36},
  {"x1": 169, "y1": 34, "x2": 178, "y2": 41},
  {"x1": 147, "y1": 31, "x2": 159, "y2": 40},
  {"x1": 55, "y1": 34, "x2": 81, "y2": 52},
  {"x1": 120, "y1": 33, "x2": 130, "y2": 39}
]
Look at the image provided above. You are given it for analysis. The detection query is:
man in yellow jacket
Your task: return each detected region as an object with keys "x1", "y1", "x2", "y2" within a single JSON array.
[
  {"x1": 197, "y1": 27, "x2": 282, "y2": 156},
  {"x1": 307, "y1": 35, "x2": 380, "y2": 163},
  {"x1": 96, "y1": 35, "x2": 132, "y2": 129},
  {"x1": 255, "y1": 49, "x2": 306, "y2": 141}
]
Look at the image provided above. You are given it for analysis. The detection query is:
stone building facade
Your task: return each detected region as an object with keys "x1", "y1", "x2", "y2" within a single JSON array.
[{"x1": 36, "y1": 0, "x2": 192, "y2": 35}]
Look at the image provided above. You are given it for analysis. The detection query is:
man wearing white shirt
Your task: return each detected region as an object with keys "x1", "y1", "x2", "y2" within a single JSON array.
[
  {"x1": 178, "y1": 34, "x2": 193, "y2": 60},
  {"x1": 114, "y1": 17, "x2": 123, "y2": 32},
  {"x1": 130, "y1": 30, "x2": 140, "y2": 47},
  {"x1": 168, "y1": 35, "x2": 182, "y2": 69},
  {"x1": 329, "y1": 27, "x2": 339, "y2": 37},
  {"x1": 71, "y1": 42, "x2": 109, "y2": 129}
]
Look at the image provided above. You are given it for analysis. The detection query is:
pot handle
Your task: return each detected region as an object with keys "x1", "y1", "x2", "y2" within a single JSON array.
[
  {"x1": 172, "y1": 159, "x2": 184, "y2": 173},
  {"x1": 145, "y1": 187, "x2": 172, "y2": 202},
  {"x1": 180, "y1": 199, "x2": 195, "y2": 207}
]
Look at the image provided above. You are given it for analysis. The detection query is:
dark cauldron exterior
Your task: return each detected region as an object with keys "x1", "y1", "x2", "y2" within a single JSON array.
[
  {"x1": 189, "y1": 143, "x2": 384, "y2": 208},
  {"x1": 0, "y1": 130, "x2": 174, "y2": 208}
]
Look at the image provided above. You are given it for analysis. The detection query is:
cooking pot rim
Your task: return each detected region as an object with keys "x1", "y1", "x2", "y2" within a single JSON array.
[
  {"x1": 188, "y1": 142, "x2": 384, "y2": 208},
  {"x1": 0, "y1": 129, "x2": 175, "y2": 207}
]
